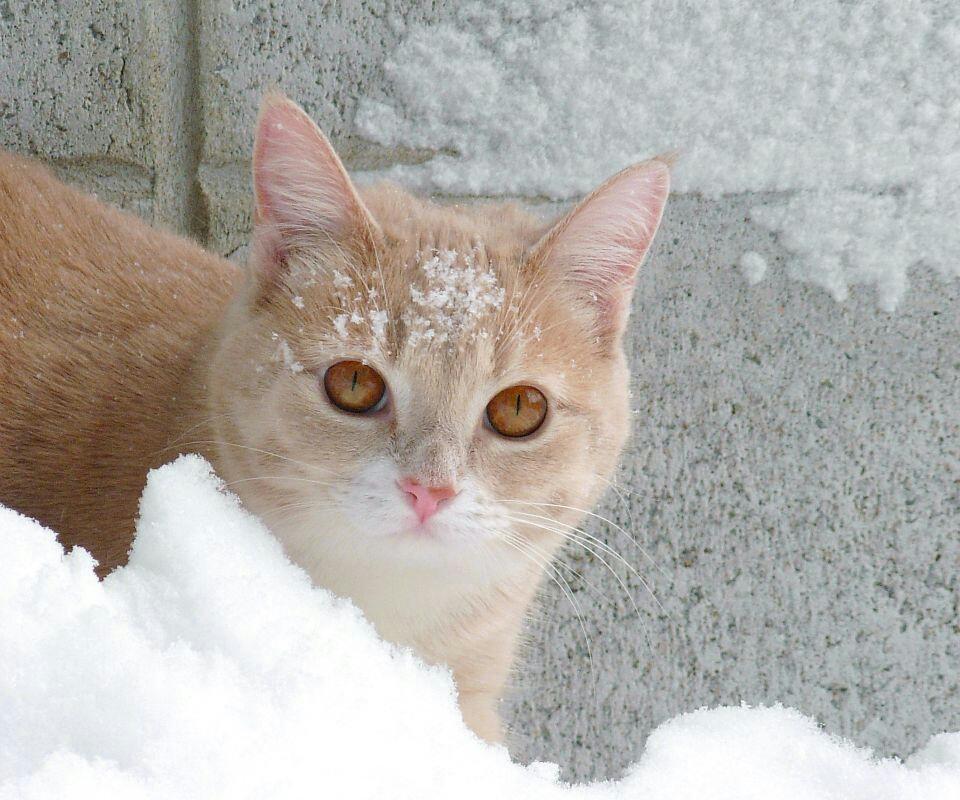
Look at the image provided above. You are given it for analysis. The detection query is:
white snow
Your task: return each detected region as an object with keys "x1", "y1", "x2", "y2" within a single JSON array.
[
  {"x1": 403, "y1": 247, "x2": 504, "y2": 348},
  {"x1": 331, "y1": 269, "x2": 353, "y2": 290},
  {"x1": 332, "y1": 312, "x2": 349, "y2": 338},
  {"x1": 740, "y1": 251, "x2": 768, "y2": 286},
  {"x1": 1, "y1": 456, "x2": 959, "y2": 798},
  {"x1": 369, "y1": 308, "x2": 390, "y2": 341},
  {"x1": 357, "y1": 0, "x2": 960, "y2": 309},
  {"x1": 271, "y1": 332, "x2": 304, "y2": 374},
  {"x1": 328, "y1": 299, "x2": 390, "y2": 345},
  {"x1": 322, "y1": 268, "x2": 392, "y2": 345}
]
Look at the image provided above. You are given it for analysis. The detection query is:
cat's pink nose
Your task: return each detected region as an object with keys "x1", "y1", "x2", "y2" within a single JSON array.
[{"x1": 398, "y1": 478, "x2": 458, "y2": 524}]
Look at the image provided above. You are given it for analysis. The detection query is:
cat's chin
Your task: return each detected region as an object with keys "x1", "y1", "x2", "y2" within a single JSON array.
[{"x1": 384, "y1": 513, "x2": 493, "y2": 546}]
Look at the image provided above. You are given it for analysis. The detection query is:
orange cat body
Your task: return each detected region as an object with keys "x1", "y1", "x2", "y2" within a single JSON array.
[
  {"x1": 0, "y1": 151, "x2": 238, "y2": 570},
  {"x1": 0, "y1": 96, "x2": 669, "y2": 743}
]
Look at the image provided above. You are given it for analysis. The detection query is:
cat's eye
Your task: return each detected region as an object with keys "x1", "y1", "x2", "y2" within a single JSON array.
[
  {"x1": 486, "y1": 385, "x2": 548, "y2": 438},
  {"x1": 323, "y1": 360, "x2": 386, "y2": 414}
]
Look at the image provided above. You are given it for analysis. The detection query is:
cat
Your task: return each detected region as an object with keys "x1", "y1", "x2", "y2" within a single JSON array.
[{"x1": 0, "y1": 93, "x2": 670, "y2": 743}]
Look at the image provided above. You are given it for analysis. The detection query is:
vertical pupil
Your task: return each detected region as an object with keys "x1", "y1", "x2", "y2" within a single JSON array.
[
  {"x1": 351, "y1": 370, "x2": 358, "y2": 392},
  {"x1": 515, "y1": 393, "x2": 522, "y2": 416}
]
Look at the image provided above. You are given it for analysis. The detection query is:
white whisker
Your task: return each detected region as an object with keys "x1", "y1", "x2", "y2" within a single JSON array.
[
  {"x1": 171, "y1": 440, "x2": 332, "y2": 476},
  {"x1": 496, "y1": 529, "x2": 597, "y2": 691},
  {"x1": 507, "y1": 510, "x2": 664, "y2": 615},
  {"x1": 501, "y1": 498, "x2": 668, "y2": 579},
  {"x1": 221, "y1": 474, "x2": 340, "y2": 491},
  {"x1": 507, "y1": 515, "x2": 654, "y2": 641}
]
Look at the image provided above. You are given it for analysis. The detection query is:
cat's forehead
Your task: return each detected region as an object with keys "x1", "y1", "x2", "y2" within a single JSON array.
[
  {"x1": 372, "y1": 190, "x2": 547, "y2": 350},
  {"x1": 393, "y1": 244, "x2": 506, "y2": 351},
  {"x1": 297, "y1": 244, "x2": 548, "y2": 375},
  {"x1": 302, "y1": 218, "x2": 515, "y2": 346},
  {"x1": 286, "y1": 186, "x2": 581, "y2": 386}
]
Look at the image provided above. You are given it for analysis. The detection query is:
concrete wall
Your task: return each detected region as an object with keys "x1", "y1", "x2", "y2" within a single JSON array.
[{"x1": 3, "y1": 1, "x2": 957, "y2": 782}]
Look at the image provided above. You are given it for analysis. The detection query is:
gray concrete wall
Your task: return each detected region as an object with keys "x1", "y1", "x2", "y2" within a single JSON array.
[
  {"x1": 507, "y1": 195, "x2": 960, "y2": 779},
  {"x1": 2, "y1": 1, "x2": 957, "y2": 783}
]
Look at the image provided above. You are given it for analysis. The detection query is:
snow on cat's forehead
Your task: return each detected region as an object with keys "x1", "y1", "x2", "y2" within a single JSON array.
[
  {"x1": 323, "y1": 245, "x2": 506, "y2": 352},
  {"x1": 402, "y1": 246, "x2": 505, "y2": 349}
]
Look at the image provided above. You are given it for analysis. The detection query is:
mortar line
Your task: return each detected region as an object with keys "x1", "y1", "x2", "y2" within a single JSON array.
[{"x1": 181, "y1": 0, "x2": 208, "y2": 244}]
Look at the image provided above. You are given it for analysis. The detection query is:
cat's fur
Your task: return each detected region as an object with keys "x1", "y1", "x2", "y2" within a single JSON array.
[
  {"x1": 0, "y1": 152, "x2": 238, "y2": 567},
  {"x1": 0, "y1": 94, "x2": 669, "y2": 742}
]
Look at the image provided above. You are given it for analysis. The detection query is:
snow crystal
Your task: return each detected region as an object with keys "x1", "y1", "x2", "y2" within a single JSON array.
[
  {"x1": 271, "y1": 332, "x2": 304, "y2": 374},
  {"x1": 291, "y1": 295, "x2": 305, "y2": 309},
  {"x1": 1, "y1": 457, "x2": 959, "y2": 798},
  {"x1": 332, "y1": 313, "x2": 350, "y2": 339},
  {"x1": 403, "y1": 248, "x2": 505, "y2": 348},
  {"x1": 323, "y1": 270, "x2": 392, "y2": 346},
  {"x1": 331, "y1": 269, "x2": 353, "y2": 290},
  {"x1": 330, "y1": 306, "x2": 391, "y2": 345},
  {"x1": 369, "y1": 308, "x2": 390, "y2": 341},
  {"x1": 356, "y1": 1, "x2": 960, "y2": 309},
  {"x1": 740, "y1": 251, "x2": 768, "y2": 286}
]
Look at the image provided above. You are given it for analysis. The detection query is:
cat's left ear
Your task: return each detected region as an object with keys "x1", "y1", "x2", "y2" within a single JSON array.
[
  {"x1": 251, "y1": 93, "x2": 380, "y2": 280},
  {"x1": 529, "y1": 158, "x2": 670, "y2": 340}
]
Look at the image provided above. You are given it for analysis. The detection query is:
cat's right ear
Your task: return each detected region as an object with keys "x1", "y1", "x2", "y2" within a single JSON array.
[
  {"x1": 529, "y1": 157, "x2": 670, "y2": 342},
  {"x1": 251, "y1": 93, "x2": 379, "y2": 282}
]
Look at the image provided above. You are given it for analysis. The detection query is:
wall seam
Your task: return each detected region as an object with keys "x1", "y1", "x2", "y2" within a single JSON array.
[{"x1": 181, "y1": 0, "x2": 208, "y2": 244}]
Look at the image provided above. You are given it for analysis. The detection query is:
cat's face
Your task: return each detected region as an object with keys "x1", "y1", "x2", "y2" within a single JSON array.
[{"x1": 207, "y1": 95, "x2": 669, "y2": 592}]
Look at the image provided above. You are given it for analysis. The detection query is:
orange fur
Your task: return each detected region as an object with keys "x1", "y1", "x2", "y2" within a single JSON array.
[
  {"x1": 0, "y1": 95, "x2": 669, "y2": 743},
  {"x1": 0, "y1": 150, "x2": 239, "y2": 573}
]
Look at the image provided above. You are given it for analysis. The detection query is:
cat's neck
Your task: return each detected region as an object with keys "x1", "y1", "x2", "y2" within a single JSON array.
[{"x1": 278, "y1": 520, "x2": 545, "y2": 653}]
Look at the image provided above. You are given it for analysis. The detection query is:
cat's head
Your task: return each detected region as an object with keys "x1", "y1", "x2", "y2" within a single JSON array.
[{"x1": 207, "y1": 94, "x2": 669, "y2": 591}]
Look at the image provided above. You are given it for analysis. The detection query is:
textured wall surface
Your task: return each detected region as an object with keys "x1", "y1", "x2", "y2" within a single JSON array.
[
  {"x1": 2, "y1": 1, "x2": 957, "y2": 783},
  {"x1": 505, "y1": 195, "x2": 960, "y2": 779}
]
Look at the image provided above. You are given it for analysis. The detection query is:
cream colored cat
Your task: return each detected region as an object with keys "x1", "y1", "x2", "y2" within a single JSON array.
[{"x1": 0, "y1": 94, "x2": 669, "y2": 743}]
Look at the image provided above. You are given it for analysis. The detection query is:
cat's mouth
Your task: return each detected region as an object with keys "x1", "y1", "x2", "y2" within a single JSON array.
[
  {"x1": 396, "y1": 506, "x2": 457, "y2": 540},
  {"x1": 390, "y1": 496, "x2": 494, "y2": 546},
  {"x1": 335, "y1": 465, "x2": 503, "y2": 547},
  {"x1": 399, "y1": 520, "x2": 443, "y2": 538}
]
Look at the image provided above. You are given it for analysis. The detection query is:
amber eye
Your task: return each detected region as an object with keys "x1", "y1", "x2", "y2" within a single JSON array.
[
  {"x1": 486, "y1": 385, "x2": 548, "y2": 438},
  {"x1": 323, "y1": 360, "x2": 386, "y2": 413}
]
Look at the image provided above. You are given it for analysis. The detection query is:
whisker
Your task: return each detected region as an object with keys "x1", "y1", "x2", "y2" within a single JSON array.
[
  {"x1": 494, "y1": 263, "x2": 527, "y2": 349},
  {"x1": 507, "y1": 510, "x2": 664, "y2": 615},
  {"x1": 509, "y1": 520, "x2": 658, "y2": 660},
  {"x1": 597, "y1": 475, "x2": 633, "y2": 525},
  {"x1": 507, "y1": 515, "x2": 653, "y2": 638},
  {"x1": 220, "y1": 474, "x2": 340, "y2": 491},
  {"x1": 367, "y1": 225, "x2": 394, "y2": 346},
  {"x1": 496, "y1": 530, "x2": 597, "y2": 692},
  {"x1": 517, "y1": 534, "x2": 614, "y2": 608},
  {"x1": 501, "y1": 498, "x2": 668, "y2": 580},
  {"x1": 494, "y1": 277, "x2": 563, "y2": 357},
  {"x1": 254, "y1": 500, "x2": 341, "y2": 521},
  {"x1": 167, "y1": 440, "x2": 330, "y2": 475},
  {"x1": 165, "y1": 412, "x2": 236, "y2": 446},
  {"x1": 597, "y1": 473, "x2": 648, "y2": 505}
]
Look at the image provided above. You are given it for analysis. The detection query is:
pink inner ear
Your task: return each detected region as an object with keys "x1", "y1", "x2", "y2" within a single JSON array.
[
  {"x1": 252, "y1": 96, "x2": 371, "y2": 245},
  {"x1": 555, "y1": 160, "x2": 670, "y2": 289},
  {"x1": 538, "y1": 159, "x2": 670, "y2": 333}
]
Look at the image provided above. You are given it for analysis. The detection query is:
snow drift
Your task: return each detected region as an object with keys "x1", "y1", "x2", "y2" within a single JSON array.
[
  {"x1": 357, "y1": 0, "x2": 960, "y2": 310},
  {"x1": 1, "y1": 456, "x2": 958, "y2": 799}
]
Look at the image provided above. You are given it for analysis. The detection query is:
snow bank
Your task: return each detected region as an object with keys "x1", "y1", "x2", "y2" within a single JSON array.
[
  {"x1": 2, "y1": 456, "x2": 959, "y2": 799},
  {"x1": 357, "y1": 0, "x2": 960, "y2": 309}
]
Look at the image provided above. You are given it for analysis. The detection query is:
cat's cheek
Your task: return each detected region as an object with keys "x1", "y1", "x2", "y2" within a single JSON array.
[{"x1": 335, "y1": 457, "x2": 416, "y2": 536}]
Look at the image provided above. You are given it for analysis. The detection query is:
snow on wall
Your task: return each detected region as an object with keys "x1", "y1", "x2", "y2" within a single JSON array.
[
  {"x1": 356, "y1": 0, "x2": 960, "y2": 310},
  {"x1": 2, "y1": 456, "x2": 960, "y2": 799}
]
